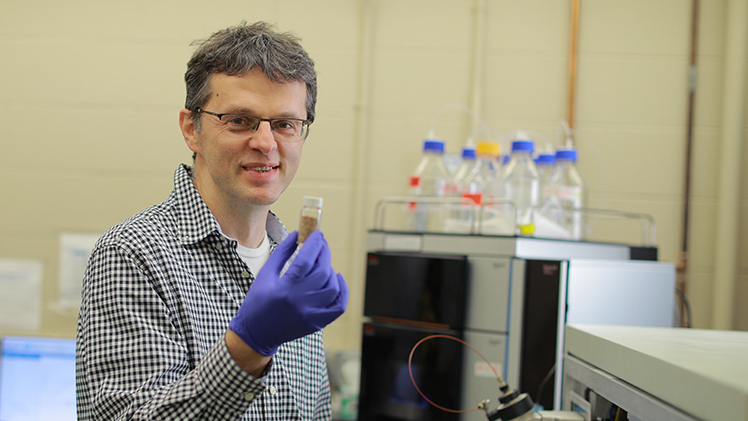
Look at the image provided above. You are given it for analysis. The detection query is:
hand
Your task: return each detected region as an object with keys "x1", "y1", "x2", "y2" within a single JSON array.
[{"x1": 229, "y1": 231, "x2": 348, "y2": 356}]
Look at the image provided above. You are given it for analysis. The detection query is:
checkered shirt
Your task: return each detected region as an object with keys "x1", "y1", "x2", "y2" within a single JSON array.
[{"x1": 76, "y1": 164, "x2": 332, "y2": 420}]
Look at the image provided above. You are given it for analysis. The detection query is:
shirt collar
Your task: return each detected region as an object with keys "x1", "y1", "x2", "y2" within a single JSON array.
[{"x1": 171, "y1": 164, "x2": 288, "y2": 246}]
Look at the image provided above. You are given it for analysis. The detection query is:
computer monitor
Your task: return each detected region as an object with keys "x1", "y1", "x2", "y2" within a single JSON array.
[{"x1": 0, "y1": 335, "x2": 77, "y2": 421}]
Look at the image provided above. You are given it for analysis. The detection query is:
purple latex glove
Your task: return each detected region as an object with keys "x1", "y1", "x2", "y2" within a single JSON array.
[{"x1": 229, "y1": 230, "x2": 348, "y2": 356}]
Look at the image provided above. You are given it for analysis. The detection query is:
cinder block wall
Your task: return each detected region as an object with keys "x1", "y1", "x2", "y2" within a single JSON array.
[{"x1": 1, "y1": 0, "x2": 745, "y2": 352}]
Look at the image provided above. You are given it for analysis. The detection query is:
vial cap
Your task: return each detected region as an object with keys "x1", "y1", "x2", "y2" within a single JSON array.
[
  {"x1": 422, "y1": 139, "x2": 445, "y2": 153},
  {"x1": 555, "y1": 148, "x2": 578, "y2": 162},
  {"x1": 476, "y1": 141, "x2": 500, "y2": 157},
  {"x1": 461, "y1": 146, "x2": 477, "y2": 160},
  {"x1": 302, "y1": 196, "x2": 323, "y2": 208},
  {"x1": 511, "y1": 140, "x2": 534, "y2": 153}
]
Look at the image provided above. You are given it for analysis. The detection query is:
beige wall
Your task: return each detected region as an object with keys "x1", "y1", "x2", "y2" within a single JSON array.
[{"x1": 1, "y1": 0, "x2": 746, "y2": 352}]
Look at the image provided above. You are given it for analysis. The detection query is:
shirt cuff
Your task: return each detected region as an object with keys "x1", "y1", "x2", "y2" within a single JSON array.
[{"x1": 196, "y1": 337, "x2": 267, "y2": 406}]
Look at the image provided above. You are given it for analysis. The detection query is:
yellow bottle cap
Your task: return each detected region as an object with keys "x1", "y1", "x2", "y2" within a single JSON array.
[{"x1": 476, "y1": 141, "x2": 500, "y2": 157}]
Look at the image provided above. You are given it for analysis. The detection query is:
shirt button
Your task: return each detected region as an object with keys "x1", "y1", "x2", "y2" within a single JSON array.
[
  {"x1": 215, "y1": 243, "x2": 223, "y2": 250},
  {"x1": 268, "y1": 386, "x2": 277, "y2": 395},
  {"x1": 242, "y1": 270, "x2": 251, "y2": 278},
  {"x1": 244, "y1": 392, "x2": 255, "y2": 401}
]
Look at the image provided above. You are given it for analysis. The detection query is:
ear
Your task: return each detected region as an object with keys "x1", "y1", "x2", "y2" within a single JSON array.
[{"x1": 179, "y1": 108, "x2": 201, "y2": 155}]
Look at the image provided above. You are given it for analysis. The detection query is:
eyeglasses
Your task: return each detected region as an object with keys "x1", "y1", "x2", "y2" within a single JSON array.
[{"x1": 194, "y1": 107, "x2": 310, "y2": 142}]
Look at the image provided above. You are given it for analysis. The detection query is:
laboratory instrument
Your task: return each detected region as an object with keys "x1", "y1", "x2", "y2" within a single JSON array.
[
  {"x1": 562, "y1": 324, "x2": 748, "y2": 421},
  {"x1": 358, "y1": 226, "x2": 675, "y2": 421}
]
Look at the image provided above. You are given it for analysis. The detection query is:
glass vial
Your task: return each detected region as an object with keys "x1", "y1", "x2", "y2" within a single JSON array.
[{"x1": 280, "y1": 196, "x2": 323, "y2": 276}]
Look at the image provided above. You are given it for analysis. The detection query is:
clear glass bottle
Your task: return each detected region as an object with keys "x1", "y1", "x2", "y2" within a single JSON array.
[
  {"x1": 450, "y1": 145, "x2": 477, "y2": 197},
  {"x1": 535, "y1": 151, "x2": 556, "y2": 206},
  {"x1": 502, "y1": 140, "x2": 540, "y2": 236},
  {"x1": 548, "y1": 148, "x2": 584, "y2": 240},
  {"x1": 461, "y1": 141, "x2": 501, "y2": 206},
  {"x1": 407, "y1": 139, "x2": 450, "y2": 232},
  {"x1": 443, "y1": 142, "x2": 500, "y2": 233}
]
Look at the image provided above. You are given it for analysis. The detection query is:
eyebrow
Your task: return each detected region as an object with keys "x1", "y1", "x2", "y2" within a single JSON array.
[{"x1": 225, "y1": 107, "x2": 305, "y2": 120}]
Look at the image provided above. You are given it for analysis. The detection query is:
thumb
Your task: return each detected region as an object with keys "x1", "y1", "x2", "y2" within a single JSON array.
[{"x1": 261, "y1": 231, "x2": 299, "y2": 274}]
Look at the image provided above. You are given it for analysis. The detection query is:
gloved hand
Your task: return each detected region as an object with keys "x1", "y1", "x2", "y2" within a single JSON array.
[{"x1": 229, "y1": 230, "x2": 349, "y2": 356}]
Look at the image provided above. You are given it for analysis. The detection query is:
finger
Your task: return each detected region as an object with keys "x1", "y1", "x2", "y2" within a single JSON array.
[
  {"x1": 307, "y1": 277, "x2": 348, "y2": 328},
  {"x1": 300, "y1": 269, "x2": 339, "y2": 307},
  {"x1": 283, "y1": 231, "x2": 327, "y2": 279},
  {"x1": 306, "y1": 272, "x2": 349, "y2": 312},
  {"x1": 261, "y1": 231, "x2": 299, "y2": 274},
  {"x1": 312, "y1": 233, "x2": 332, "y2": 269},
  {"x1": 332, "y1": 273, "x2": 349, "y2": 312}
]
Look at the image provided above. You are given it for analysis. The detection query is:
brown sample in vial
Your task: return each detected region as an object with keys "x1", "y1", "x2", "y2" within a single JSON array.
[{"x1": 298, "y1": 196, "x2": 323, "y2": 244}]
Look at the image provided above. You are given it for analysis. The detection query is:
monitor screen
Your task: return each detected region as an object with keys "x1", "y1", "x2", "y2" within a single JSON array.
[{"x1": 0, "y1": 335, "x2": 77, "y2": 421}]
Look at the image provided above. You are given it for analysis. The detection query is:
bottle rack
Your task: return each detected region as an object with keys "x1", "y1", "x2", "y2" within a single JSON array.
[{"x1": 372, "y1": 196, "x2": 656, "y2": 247}]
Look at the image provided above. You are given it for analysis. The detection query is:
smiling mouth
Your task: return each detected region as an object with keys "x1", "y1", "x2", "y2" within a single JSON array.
[{"x1": 247, "y1": 166, "x2": 277, "y2": 173}]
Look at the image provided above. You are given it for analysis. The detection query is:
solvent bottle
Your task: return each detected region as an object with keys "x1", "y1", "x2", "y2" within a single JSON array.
[
  {"x1": 548, "y1": 148, "x2": 584, "y2": 240},
  {"x1": 502, "y1": 139, "x2": 540, "y2": 236},
  {"x1": 462, "y1": 141, "x2": 501, "y2": 206},
  {"x1": 280, "y1": 196, "x2": 323, "y2": 276},
  {"x1": 444, "y1": 142, "x2": 499, "y2": 233},
  {"x1": 535, "y1": 151, "x2": 556, "y2": 206},
  {"x1": 450, "y1": 145, "x2": 477, "y2": 197},
  {"x1": 407, "y1": 139, "x2": 450, "y2": 232}
]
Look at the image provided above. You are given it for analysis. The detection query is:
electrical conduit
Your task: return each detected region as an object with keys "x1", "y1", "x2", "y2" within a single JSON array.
[{"x1": 712, "y1": 0, "x2": 748, "y2": 330}]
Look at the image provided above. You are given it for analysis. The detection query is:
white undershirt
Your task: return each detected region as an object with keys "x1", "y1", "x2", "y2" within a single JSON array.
[{"x1": 234, "y1": 232, "x2": 272, "y2": 277}]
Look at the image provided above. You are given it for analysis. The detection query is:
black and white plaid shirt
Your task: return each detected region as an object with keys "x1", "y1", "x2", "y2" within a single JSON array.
[{"x1": 76, "y1": 164, "x2": 332, "y2": 420}]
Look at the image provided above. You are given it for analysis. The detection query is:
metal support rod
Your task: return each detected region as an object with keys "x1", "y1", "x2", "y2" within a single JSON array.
[{"x1": 677, "y1": 0, "x2": 699, "y2": 313}]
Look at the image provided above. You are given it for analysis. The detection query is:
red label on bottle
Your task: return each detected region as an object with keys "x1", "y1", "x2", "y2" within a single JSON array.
[{"x1": 462, "y1": 193, "x2": 482, "y2": 205}]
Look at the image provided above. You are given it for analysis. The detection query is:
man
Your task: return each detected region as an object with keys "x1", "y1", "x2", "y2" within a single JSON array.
[{"x1": 76, "y1": 22, "x2": 348, "y2": 420}]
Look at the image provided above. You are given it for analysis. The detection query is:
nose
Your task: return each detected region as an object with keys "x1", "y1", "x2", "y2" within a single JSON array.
[{"x1": 248, "y1": 120, "x2": 278, "y2": 155}]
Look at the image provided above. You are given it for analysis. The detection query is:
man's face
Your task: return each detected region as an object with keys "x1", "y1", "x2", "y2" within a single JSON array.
[{"x1": 183, "y1": 68, "x2": 308, "y2": 210}]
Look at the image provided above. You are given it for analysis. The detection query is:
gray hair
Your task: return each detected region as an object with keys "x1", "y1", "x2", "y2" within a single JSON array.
[{"x1": 184, "y1": 21, "x2": 317, "y2": 132}]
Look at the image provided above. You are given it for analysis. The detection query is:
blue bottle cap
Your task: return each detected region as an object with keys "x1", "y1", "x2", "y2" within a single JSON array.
[
  {"x1": 555, "y1": 148, "x2": 578, "y2": 162},
  {"x1": 461, "y1": 146, "x2": 477, "y2": 160},
  {"x1": 511, "y1": 140, "x2": 534, "y2": 153},
  {"x1": 423, "y1": 139, "x2": 445, "y2": 153},
  {"x1": 535, "y1": 153, "x2": 555, "y2": 165}
]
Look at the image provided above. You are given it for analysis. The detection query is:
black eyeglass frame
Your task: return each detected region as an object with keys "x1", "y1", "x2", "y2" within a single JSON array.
[{"x1": 193, "y1": 107, "x2": 311, "y2": 141}]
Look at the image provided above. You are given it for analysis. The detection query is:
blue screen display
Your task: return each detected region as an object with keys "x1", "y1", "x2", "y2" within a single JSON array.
[{"x1": 0, "y1": 336, "x2": 77, "y2": 421}]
